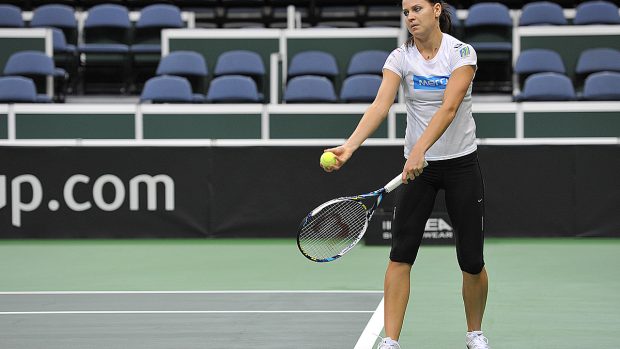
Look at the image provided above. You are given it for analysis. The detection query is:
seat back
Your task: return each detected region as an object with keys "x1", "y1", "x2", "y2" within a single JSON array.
[
  {"x1": 575, "y1": 48, "x2": 620, "y2": 75},
  {"x1": 574, "y1": 1, "x2": 620, "y2": 25},
  {"x1": 140, "y1": 75, "x2": 193, "y2": 103},
  {"x1": 340, "y1": 74, "x2": 382, "y2": 102},
  {"x1": 519, "y1": 1, "x2": 567, "y2": 26},
  {"x1": 515, "y1": 49, "x2": 566, "y2": 75},
  {"x1": 0, "y1": 76, "x2": 37, "y2": 103},
  {"x1": 206, "y1": 75, "x2": 261, "y2": 103},
  {"x1": 284, "y1": 75, "x2": 337, "y2": 103},
  {"x1": 0, "y1": 4, "x2": 24, "y2": 28},
  {"x1": 214, "y1": 50, "x2": 265, "y2": 77},
  {"x1": 347, "y1": 50, "x2": 389, "y2": 76},
  {"x1": 84, "y1": 4, "x2": 131, "y2": 45},
  {"x1": 583, "y1": 72, "x2": 620, "y2": 100},
  {"x1": 3, "y1": 50, "x2": 55, "y2": 76},
  {"x1": 134, "y1": 4, "x2": 183, "y2": 46},
  {"x1": 517, "y1": 72, "x2": 576, "y2": 101},
  {"x1": 288, "y1": 50, "x2": 339, "y2": 79},
  {"x1": 31, "y1": 4, "x2": 77, "y2": 29}
]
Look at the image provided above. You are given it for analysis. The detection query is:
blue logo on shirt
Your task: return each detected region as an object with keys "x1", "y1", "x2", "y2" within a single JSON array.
[{"x1": 413, "y1": 75, "x2": 450, "y2": 90}]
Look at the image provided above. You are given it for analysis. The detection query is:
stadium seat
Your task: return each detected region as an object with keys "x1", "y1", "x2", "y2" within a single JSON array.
[
  {"x1": 464, "y1": 2, "x2": 513, "y2": 92},
  {"x1": 206, "y1": 75, "x2": 261, "y2": 103},
  {"x1": 574, "y1": 1, "x2": 620, "y2": 25},
  {"x1": 340, "y1": 74, "x2": 382, "y2": 103},
  {"x1": 582, "y1": 72, "x2": 620, "y2": 101},
  {"x1": 156, "y1": 51, "x2": 209, "y2": 94},
  {"x1": 515, "y1": 49, "x2": 566, "y2": 84},
  {"x1": 214, "y1": 50, "x2": 265, "y2": 78},
  {"x1": 288, "y1": 51, "x2": 339, "y2": 80},
  {"x1": 132, "y1": 4, "x2": 184, "y2": 54},
  {"x1": 346, "y1": 50, "x2": 390, "y2": 76},
  {"x1": 30, "y1": 4, "x2": 78, "y2": 45},
  {"x1": 465, "y1": 2, "x2": 513, "y2": 51},
  {"x1": 515, "y1": 72, "x2": 576, "y2": 101},
  {"x1": 0, "y1": 76, "x2": 51, "y2": 103},
  {"x1": 284, "y1": 75, "x2": 337, "y2": 103},
  {"x1": 78, "y1": 4, "x2": 132, "y2": 94},
  {"x1": 0, "y1": 4, "x2": 24, "y2": 28},
  {"x1": 140, "y1": 75, "x2": 196, "y2": 103},
  {"x1": 575, "y1": 48, "x2": 620, "y2": 76},
  {"x1": 3, "y1": 50, "x2": 68, "y2": 102},
  {"x1": 519, "y1": 1, "x2": 567, "y2": 26},
  {"x1": 222, "y1": 0, "x2": 267, "y2": 27}
]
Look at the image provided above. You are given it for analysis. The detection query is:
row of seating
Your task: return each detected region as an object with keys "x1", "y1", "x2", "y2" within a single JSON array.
[
  {"x1": 4, "y1": 0, "x2": 620, "y2": 11},
  {"x1": 516, "y1": 72, "x2": 620, "y2": 101},
  {"x1": 4, "y1": 71, "x2": 617, "y2": 103},
  {"x1": 515, "y1": 48, "x2": 620, "y2": 84}
]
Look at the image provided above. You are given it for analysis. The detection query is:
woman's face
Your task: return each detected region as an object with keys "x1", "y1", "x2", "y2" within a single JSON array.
[{"x1": 402, "y1": 0, "x2": 441, "y2": 38}]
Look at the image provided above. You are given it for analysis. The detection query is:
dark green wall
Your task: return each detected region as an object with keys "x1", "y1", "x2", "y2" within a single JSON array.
[
  {"x1": 398, "y1": 112, "x2": 515, "y2": 138},
  {"x1": 16, "y1": 114, "x2": 134, "y2": 139},
  {"x1": 525, "y1": 112, "x2": 620, "y2": 137},
  {"x1": 0, "y1": 114, "x2": 6, "y2": 139},
  {"x1": 270, "y1": 113, "x2": 387, "y2": 139},
  {"x1": 143, "y1": 114, "x2": 262, "y2": 139}
]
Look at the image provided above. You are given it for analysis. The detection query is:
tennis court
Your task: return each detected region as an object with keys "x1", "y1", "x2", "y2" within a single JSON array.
[{"x1": 1, "y1": 238, "x2": 618, "y2": 348}]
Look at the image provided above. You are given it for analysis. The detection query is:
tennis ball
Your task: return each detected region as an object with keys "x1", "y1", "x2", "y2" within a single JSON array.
[{"x1": 320, "y1": 152, "x2": 338, "y2": 168}]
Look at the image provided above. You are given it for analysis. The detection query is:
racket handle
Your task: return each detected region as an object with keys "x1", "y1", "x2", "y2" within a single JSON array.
[{"x1": 384, "y1": 160, "x2": 429, "y2": 193}]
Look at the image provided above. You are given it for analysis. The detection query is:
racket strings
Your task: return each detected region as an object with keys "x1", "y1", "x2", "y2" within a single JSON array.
[{"x1": 298, "y1": 200, "x2": 368, "y2": 260}]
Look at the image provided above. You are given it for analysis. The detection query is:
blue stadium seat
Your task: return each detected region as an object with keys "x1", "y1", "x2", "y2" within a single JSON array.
[
  {"x1": 30, "y1": 4, "x2": 78, "y2": 44},
  {"x1": 519, "y1": 1, "x2": 567, "y2": 26},
  {"x1": 140, "y1": 75, "x2": 195, "y2": 103},
  {"x1": 284, "y1": 75, "x2": 337, "y2": 103},
  {"x1": 78, "y1": 4, "x2": 131, "y2": 94},
  {"x1": 51, "y1": 28, "x2": 76, "y2": 56},
  {"x1": 288, "y1": 51, "x2": 339, "y2": 79},
  {"x1": 156, "y1": 51, "x2": 208, "y2": 94},
  {"x1": 3, "y1": 50, "x2": 67, "y2": 101},
  {"x1": 340, "y1": 74, "x2": 382, "y2": 103},
  {"x1": 515, "y1": 49, "x2": 566, "y2": 75},
  {"x1": 575, "y1": 48, "x2": 620, "y2": 76},
  {"x1": 206, "y1": 75, "x2": 261, "y2": 103},
  {"x1": 0, "y1": 4, "x2": 24, "y2": 27},
  {"x1": 574, "y1": 1, "x2": 620, "y2": 25},
  {"x1": 464, "y1": 2, "x2": 513, "y2": 92},
  {"x1": 214, "y1": 50, "x2": 265, "y2": 78},
  {"x1": 131, "y1": 4, "x2": 184, "y2": 54},
  {"x1": 465, "y1": 2, "x2": 513, "y2": 52},
  {"x1": 347, "y1": 50, "x2": 389, "y2": 76},
  {"x1": 582, "y1": 72, "x2": 620, "y2": 101},
  {"x1": 0, "y1": 76, "x2": 51, "y2": 103},
  {"x1": 515, "y1": 73, "x2": 576, "y2": 101}
]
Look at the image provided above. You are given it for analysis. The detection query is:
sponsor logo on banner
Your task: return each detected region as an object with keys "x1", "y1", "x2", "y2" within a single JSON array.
[{"x1": 0, "y1": 174, "x2": 175, "y2": 228}]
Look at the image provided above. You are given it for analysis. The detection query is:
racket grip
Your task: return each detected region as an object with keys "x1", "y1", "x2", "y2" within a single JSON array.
[{"x1": 384, "y1": 160, "x2": 429, "y2": 193}]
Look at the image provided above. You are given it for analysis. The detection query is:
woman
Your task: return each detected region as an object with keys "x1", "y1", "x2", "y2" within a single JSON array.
[{"x1": 322, "y1": 1, "x2": 490, "y2": 348}]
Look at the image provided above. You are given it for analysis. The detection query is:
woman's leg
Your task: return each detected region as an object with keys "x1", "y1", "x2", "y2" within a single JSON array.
[
  {"x1": 462, "y1": 266, "x2": 488, "y2": 331},
  {"x1": 384, "y1": 261, "x2": 412, "y2": 340}
]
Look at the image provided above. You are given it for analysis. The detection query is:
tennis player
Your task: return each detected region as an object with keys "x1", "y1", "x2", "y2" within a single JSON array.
[{"x1": 322, "y1": 0, "x2": 489, "y2": 348}]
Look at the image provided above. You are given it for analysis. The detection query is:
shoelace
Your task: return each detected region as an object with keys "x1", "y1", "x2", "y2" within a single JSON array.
[{"x1": 467, "y1": 334, "x2": 490, "y2": 349}]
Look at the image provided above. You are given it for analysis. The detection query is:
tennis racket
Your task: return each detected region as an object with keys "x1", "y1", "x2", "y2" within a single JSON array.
[{"x1": 297, "y1": 161, "x2": 427, "y2": 263}]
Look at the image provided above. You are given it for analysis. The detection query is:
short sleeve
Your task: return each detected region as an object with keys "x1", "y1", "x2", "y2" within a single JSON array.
[
  {"x1": 451, "y1": 43, "x2": 477, "y2": 72},
  {"x1": 383, "y1": 47, "x2": 405, "y2": 78}
]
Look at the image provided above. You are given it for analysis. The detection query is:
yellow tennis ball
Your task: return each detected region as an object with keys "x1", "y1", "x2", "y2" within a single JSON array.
[{"x1": 320, "y1": 152, "x2": 338, "y2": 168}]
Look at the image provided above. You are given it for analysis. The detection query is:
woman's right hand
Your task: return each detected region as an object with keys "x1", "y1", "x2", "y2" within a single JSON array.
[{"x1": 321, "y1": 145, "x2": 355, "y2": 172}]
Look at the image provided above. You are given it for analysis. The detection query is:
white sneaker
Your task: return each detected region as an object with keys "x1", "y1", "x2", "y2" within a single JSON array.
[
  {"x1": 376, "y1": 337, "x2": 401, "y2": 349},
  {"x1": 466, "y1": 332, "x2": 490, "y2": 349}
]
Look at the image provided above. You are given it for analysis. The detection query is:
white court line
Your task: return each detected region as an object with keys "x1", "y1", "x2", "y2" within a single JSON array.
[
  {"x1": 0, "y1": 290, "x2": 383, "y2": 295},
  {"x1": 0, "y1": 310, "x2": 374, "y2": 315},
  {"x1": 354, "y1": 297, "x2": 385, "y2": 349}
]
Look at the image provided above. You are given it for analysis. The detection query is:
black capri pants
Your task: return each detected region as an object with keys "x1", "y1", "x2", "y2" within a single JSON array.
[{"x1": 390, "y1": 151, "x2": 485, "y2": 274}]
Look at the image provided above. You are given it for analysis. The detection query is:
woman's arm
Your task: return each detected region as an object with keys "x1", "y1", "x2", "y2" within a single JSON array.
[
  {"x1": 323, "y1": 69, "x2": 401, "y2": 171},
  {"x1": 402, "y1": 64, "x2": 476, "y2": 181}
]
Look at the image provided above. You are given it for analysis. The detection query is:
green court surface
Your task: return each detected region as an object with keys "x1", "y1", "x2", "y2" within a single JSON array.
[{"x1": 1, "y1": 238, "x2": 619, "y2": 348}]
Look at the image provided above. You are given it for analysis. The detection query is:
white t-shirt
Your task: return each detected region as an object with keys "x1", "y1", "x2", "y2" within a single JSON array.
[{"x1": 383, "y1": 33, "x2": 478, "y2": 161}]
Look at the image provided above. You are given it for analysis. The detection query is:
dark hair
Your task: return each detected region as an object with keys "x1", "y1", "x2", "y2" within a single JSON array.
[{"x1": 404, "y1": 0, "x2": 453, "y2": 46}]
